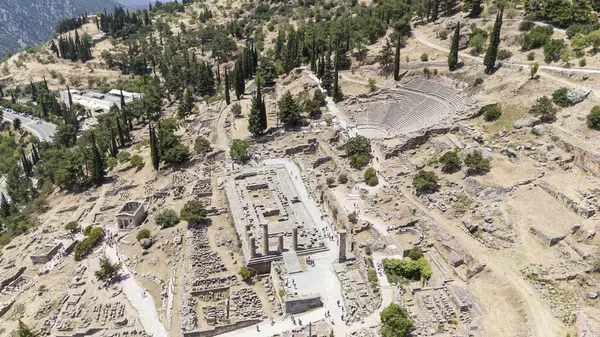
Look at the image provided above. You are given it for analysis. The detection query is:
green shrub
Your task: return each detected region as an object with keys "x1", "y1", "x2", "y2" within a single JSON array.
[
  {"x1": 231, "y1": 103, "x2": 242, "y2": 116},
  {"x1": 137, "y1": 229, "x2": 150, "y2": 241},
  {"x1": 74, "y1": 227, "x2": 104, "y2": 261},
  {"x1": 106, "y1": 157, "x2": 117, "y2": 169},
  {"x1": 483, "y1": 104, "x2": 502, "y2": 121},
  {"x1": 529, "y1": 96, "x2": 558, "y2": 123},
  {"x1": 497, "y1": 49, "x2": 513, "y2": 61},
  {"x1": 130, "y1": 154, "x2": 144, "y2": 168},
  {"x1": 239, "y1": 266, "x2": 254, "y2": 281},
  {"x1": 439, "y1": 151, "x2": 462, "y2": 173},
  {"x1": 383, "y1": 257, "x2": 432, "y2": 281},
  {"x1": 587, "y1": 106, "x2": 600, "y2": 130},
  {"x1": 527, "y1": 52, "x2": 535, "y2": 61},
  {"x1": 412, "y1": 170, "x2": 438, "y2": 193},
  {"x1": 408, "y1": 247, "x2": 424, "y2": 260},
  {"x1": 64, "y1": 221, "x2": 78, "y2": 233},
  {"x1": 464, "y1": 151, "x2": 491, "y2": 174},
  {"x1": 522, "y1": 25, "x2": 553, "y2": 51},
  {"x1": 194, "y1": 136, "x2": 212, "y2": 155},
  {"x1": 117, "y1": 151, "x2": 131, "y2": 163},
  {"x1": 180, "y1": 200, "x2": 207, "y2": 223},
  {"x1": 338, "y1": 173, "x2": 348, "y2": 184},
  {"x1": 543, "y1": 39, "x2": 567, "y2": 63},
  {"x1": 420, "y1": 53, "x2": 428, "y2": 62},
  {"x1": 519, "y1": 20, "x2": 535, "y2": 31},
  {"x1": 580, "y1": 58, "x2": 587, "y2": 67},
  {"x1": 326, "y1": 177, "x2": 336, "y2": 186},
  {"x1": 438, "y1": 30, "x2": 448, "y2": 40},
  {"x1": 473, "y1": 77, "x2": 483, "y2": 86},
  {"x1": 363, "y1": 167, "x2": 378, "y2": 186},
  {"x1": 552, "y1": 87, "x2": 572, "y2": 107},
  {"x1": 348, "y1": 211, "x2": 358, "y2": 224},
  {"x1": 155, "y1": 209, "x2": 180, "y2": 228}
]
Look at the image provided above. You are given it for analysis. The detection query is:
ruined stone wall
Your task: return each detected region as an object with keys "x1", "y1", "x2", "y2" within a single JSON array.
[
  {"x1": 554, "y1": 137, "x2": 600, "y2": 177},
  {"x1": 284, "y1": 294, "x2": 323, "y2": 314},
  {"x1": 538, "y1": 181, "x2": 596, "y2": 218},
  {"x1": 529, "y1": 226, "x2": 566, "y2": 247},
  {"x1": 182, "y1": 319, "x2": 262, "y2": 337},
  {"x1": 383, "y1": 127, "x2": 457, "y2": 158}
]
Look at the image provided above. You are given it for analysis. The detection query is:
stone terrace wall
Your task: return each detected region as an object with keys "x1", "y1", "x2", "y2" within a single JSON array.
[
  {"x1": 554, "y1": 137, "x2": 600, "y2": 178},
  {"x1": 182, "y1": 319, "x2": 261, "y2": 337},
  {"x1": 538, "y1": 181, "x2": 596, "y2": 218}
]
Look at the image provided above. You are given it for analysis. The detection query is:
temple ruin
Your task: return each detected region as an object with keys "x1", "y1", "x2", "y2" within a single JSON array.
[{"x1": 224, "y1": 165, "x2": 328, "y2": 273}]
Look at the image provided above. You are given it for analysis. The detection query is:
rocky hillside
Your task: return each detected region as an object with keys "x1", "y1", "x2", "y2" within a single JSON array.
[{"x1": 0, "y1": 0, "x2": 124, "y2": 58}]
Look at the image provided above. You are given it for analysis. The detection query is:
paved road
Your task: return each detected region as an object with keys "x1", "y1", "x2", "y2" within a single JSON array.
[
  {"x1": 1, "y1": 107, "x2": 56, "y2": 141},
  {"x1": 104, "y1": 239, "x2": 170, "y2": 337}
]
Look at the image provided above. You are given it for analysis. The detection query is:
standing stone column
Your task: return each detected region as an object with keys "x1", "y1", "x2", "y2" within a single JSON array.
[
  {"x1": 249, "y1": 237, "x2": 257, "y2": 258},
  {"x1": 292, "y1": 227, "x2": 298, "y2": 251},
  {"x1": 262, "y1": 224, "x2": 269, "y2": 256},
  {"x1": 278, "y1": 235, "x2": 284, "y2": 253},
  {"x1": 338, "y1": 230, "x2": 347, "y2": 262}
]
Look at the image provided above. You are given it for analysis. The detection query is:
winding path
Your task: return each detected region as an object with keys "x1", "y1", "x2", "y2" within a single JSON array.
[{"x1": 412, "y1": 28, "x2": 600, "y2": 76}]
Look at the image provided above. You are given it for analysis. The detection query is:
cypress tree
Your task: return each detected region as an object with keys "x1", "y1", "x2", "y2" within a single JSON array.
[
  {"x1": 224, "y1": 69, "x2": 231, "y2": 105},
  {"x1": 318, "y1": 54, "x2": 325, "y2": 79},
  {"x1": 30, "y1": 81, "x2": 36, "y2": 102},
  {"x1": 448, "y1": 22, "x2": 460, "y2": 71},
  {"x1": 32, "y1": 143, "x2": 40, "y2": 164},
  {"x1": 67, "y1": 85, "x2": 73, "y2": 106},
  {"x1": 149, "y1": 124, "x2": 160, "y2": 171},
  {"x1": 322, "y1": 55, "x2": 333, "y2": 95},
  {"x1": 10, "y1": 89, "x2": 15, "y2": 104},
  {"x1": 310, "y1": 35, "x2": 316, "y2": 72},
  {"x1": 43, "y1": 76, "x2": 49, "y2": 91},
  {"x1": 393, "y1": 37, "x2": 401, "y2": 81},
  {"x1": 0, "y1": 193, "x2": 10, "y2": 218},
  {"x1": 90, "y1": 132, "x2": 105, "y2": 185},
  {"x1": 257, "y1": 82, "x2": 267, "y2": 130},
  {"x1": 484, "y1": 9, "x2": 503, "y2": 75},
  {"x1": 110, "y1": 129, "x2": 118, "y2": 158},
  {"x1": 120, "y1": 90, "x2": 126, "y2": 109},
  {"x1": 116, "y1": 117, "x2": 125, "y2": 146},
  {"x1": 247, "y1": 85, "x2": 264, "y2": 135},
  {"x1": 332, "y1": 51, "x2": 341, "y2": 101}
]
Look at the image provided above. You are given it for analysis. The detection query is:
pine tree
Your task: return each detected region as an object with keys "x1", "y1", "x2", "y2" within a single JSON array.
[
  {"x1": 484, "y1": 9, "x2": 503, "y2": 75},
  {"x1": 322, "y1": 55, "x2": 333, "y2": 95},
  {"x1": 149, "y1": 123, "x2": 160, "y2": 171},
  {"x1": 224, "y1": 69, "x2": 231, "y2": 105},
  {"x1": 90, "y1": 132, "x2": 105, "y2": 185},
  {"x1": 377, "y1": 39, "x2": 394, "y2": 75},
  {"x1": 178, "y1": 87, "x2": 193, "y2": 118},
  {"x1": 393, "y1": 37, "x2": 401, "y2": 81},
  {"x1": 0, "y1": 193, "x2": 10, "y2": 218},
  {"x1": 448, "y1": 22, "x2": 460, "y2": 71},
  {"x1": 431, "y1": 0, "x2": 439, "y2": 21}
]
